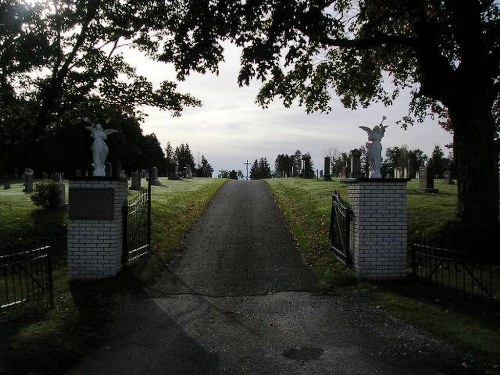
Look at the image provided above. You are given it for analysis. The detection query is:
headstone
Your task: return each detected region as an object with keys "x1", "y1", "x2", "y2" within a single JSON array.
[
  {"x1": 395, "y1": 167, "x2": 403, "y2": 179},
  {"x1": 169, "y1": 162, "x2": 180, "y2": 180},
  {"x1": 105, "y1": 162, "x2": 113, "y2": 177},
  {"x1": 443, "y1": 170, "x2": 453, "y2": 184},
  {"x1": 341, "y1": 166, "x2": 347, "y2": 179},
  {"x1": 419, "y1": 166, "x2": 439, "y2": 193},
  {"x1": 350, "y1": 149, "x2": 362, "y2": 179},
  {"x1": 56, "y1": 182, "x2": 66, "y2": 208},
  {"x1": 23, "y1": 168, "x2": 34, "y2": 192},
  {"x1": 324, "y1": 157, "x2": 331, "y2": 181},
  {"x1": 407, "y1": 159, "x2": 415, "y2": 179},
  {"x1": 75, "y1": 170, "x2": 82, "y2": 177},
  {"x1": 186, "y1": 166, "x2": 193, "y2": 179},
  {"x1": 151, "y1": 167, "x2": 161, "y2": 185},
  {"x1": 52, "y1": 172, "x2": 62, "y2": 182},
  {"x1": 320, "y1": 170, "x2": 323, "y2": 178},
  {"x1": 130, "y1": 171, "x2": 141, "y2": 190},
  {"x1": 1, "y1": 175, "x2": 10, "y2": 190},
  {"x1": 120, "y1": 170, "x2": 127, "y2": 179}
]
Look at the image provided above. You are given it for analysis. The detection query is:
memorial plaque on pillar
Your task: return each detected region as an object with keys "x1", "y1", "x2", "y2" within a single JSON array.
[{"x1": 69, "y1": 188, "x2": 114, "y2": 220}]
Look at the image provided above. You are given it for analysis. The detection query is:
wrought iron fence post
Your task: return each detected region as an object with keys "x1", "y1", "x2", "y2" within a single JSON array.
[
  {"x1": 47, "y1": 247, "x2": 54, "y2": 309},
  {"x1": 122, "y1": 205, "x2": 129, "y2": 264},
  {"x1": 147, "y1": 167, "x2": 152, "y2": 250},
  {"x1": 411, "y1": 244, "x2": 417, "y2": 278}
]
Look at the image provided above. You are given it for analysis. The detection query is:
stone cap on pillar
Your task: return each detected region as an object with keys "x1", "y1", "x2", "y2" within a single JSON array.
[
  {"x1": 68, "y1": 176, "x2": 128, "y2": 182},
  {"x1": 341, "y1": 178, "x2": 410, "y2": 184}
]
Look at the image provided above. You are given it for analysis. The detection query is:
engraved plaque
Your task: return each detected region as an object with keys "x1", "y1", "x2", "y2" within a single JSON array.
[{"x1": 69, "y1": 188, "x2": 114, "y2": 220}]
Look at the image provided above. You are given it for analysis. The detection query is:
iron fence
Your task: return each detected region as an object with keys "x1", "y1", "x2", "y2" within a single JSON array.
[
  {"x1": 0, "y1": 246, "x2": 54, "y2": 310},
  {"x1": 410, "y1": 243, "x2": 499, "y2": 305},
  {"x1": 329, "y1": 191, "x2": 352, "y2": 266}
]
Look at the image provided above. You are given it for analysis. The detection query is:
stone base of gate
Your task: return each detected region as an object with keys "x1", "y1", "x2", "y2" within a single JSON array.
[
  {"x1": 345, "y1": 179, "x2": 409, "y2": 280},
  {"x1": 67, "y1": 177, "x2": 128, "y2": 280}
]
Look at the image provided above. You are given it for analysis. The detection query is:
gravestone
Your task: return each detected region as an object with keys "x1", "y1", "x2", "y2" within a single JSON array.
[
  {"x1": 341, "y1": 166, "x2": 347, "y2": 179},
  {"x1": 52, "y1": 172, "x2": 62, "y2": 182},
  {"x1": 169, "y1": 162, "x2": 180, "y2": 180},
  {"x1": 130, "y1": 171, "x2": 141, "y2": 190},
  {"x1": 419, "y1": 166, "x2": 439, "y2": 193},
  {"x1": 105, "y1": 162, "x2": 113, "y2": 177},
  {"x1": 23, "y1": 168, "x2": 34, "y2": 192},
  {"x1": 350, "y1": 149, "x2": 362, "y2": 179},
  {"x1": 443, "y1": 170, "x2": 454, "y2": 184},
  {"x1": 1, "y1": 175, "x2": 10, "y2": 190},
  {"x1": 395, "y1": 167, "x2": 403, "y2": 179},
  {"x1": 186, "y1": 166, "x2": 193, "y2": 179},
  {"x1": 324, "y1": 157, "x2": 331, "y2": 181},
  {"x1": 75, "y1": 170, "x2": 82, "y2": 177},
  {"x1": 56, "y1": 182, "x2": 66, "y2": 208},
  {"x1": 407, "y1": 159, "x2": 415, "y2": 179},
  {"x1": 151, "y1": 167, "x2": 161, "y2": 185}
]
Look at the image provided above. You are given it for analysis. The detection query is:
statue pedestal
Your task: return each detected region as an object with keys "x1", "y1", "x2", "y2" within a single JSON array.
[
  {"x1": 67, "y1": 177, "x2": 128, "y2": 280},
  {"x1": 345, "y1": 178, "x2": 409, "y2": 280}
]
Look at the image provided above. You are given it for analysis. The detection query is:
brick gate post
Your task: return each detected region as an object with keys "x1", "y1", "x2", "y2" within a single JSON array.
[
  {"x1": 67, "y1": 177, "x2": 128, "y2": 280},
  {"x1": 346, "y1": 179, "x2": 408, "y2": 280}
]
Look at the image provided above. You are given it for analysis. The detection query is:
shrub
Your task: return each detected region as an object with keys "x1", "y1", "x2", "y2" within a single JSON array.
[{"x1": 31, "y1": 181, "x2": 61, "y2": 210}]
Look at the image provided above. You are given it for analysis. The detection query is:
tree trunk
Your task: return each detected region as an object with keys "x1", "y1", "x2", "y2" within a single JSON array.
[{"x1": 448, "y1": 91, "x2": 499, "y2": 230}]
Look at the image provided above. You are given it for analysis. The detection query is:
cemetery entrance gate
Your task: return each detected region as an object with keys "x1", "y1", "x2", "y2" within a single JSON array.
[
  {"x1": 122, "y1": 175, "x2": 152, "y2": 263},
  {"x1": 329, "y1": 191, "x2": 352, "y2": 266}
]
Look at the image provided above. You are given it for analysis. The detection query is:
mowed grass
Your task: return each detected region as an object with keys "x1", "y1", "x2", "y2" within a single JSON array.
[
  {"x1": 265, "y1": 177, "x2": 500, "y2": 370},
  {"x1": 0, "y1": 177, "x2": 227, "y2": 375}
]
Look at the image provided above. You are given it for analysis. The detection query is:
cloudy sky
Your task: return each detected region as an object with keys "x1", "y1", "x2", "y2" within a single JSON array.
[{"x1": 125, "y1": 43, "x2": 453, "y2": 175}]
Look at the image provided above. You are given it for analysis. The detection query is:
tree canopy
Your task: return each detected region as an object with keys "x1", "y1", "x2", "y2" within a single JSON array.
[
  {"x1": 163, "y1": 0, "x2": 499, "y2": 229},
  {"x1": 0, "y1": 0, "x2": 201, "y2": 145}
]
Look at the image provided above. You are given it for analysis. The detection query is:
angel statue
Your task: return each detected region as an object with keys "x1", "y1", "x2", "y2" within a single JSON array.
[
  {"x1": 84, "y1": 117, "x2": 118, "y2": 176},
  {"x1": 359, "y1": 116, "x2": 388, "y2": 178}
]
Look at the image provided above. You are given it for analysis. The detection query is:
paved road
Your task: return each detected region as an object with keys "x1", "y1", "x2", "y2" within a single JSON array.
[{"x1": 69, "y1": 180, "x2": 486, "y2": 375}]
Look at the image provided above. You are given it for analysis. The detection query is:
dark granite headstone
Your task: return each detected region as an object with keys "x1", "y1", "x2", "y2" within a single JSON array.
[
  {"x1": 443, "y1": 170, "x2": 453, "y2": 184},
  {"x1": 419, "y1": 166, "x2": 439, "y2": 192},
  {"x1": 350, "y1": 149, "x2": 362, "y2": 178},
  {"x1": 324, "y1": 157, "x2": 331, "y2": 181}
]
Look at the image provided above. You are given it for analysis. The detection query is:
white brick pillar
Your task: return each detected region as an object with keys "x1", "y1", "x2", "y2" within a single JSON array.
[
  {"x1": 346, "y1": 179, "x2": 408, "y2": 280},
  {"x1": 67, "y1": 178, "x2": 128, "y2": 280}
]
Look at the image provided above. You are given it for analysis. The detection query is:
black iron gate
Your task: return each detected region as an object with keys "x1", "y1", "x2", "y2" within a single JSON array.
[
  {"x1": 329, "y1": 191, "x2": 352, "y2": 266},
  {"x1": 122, "y1": 178, "x2": 152, "y2": 264},
  {"x1": 0, "y1": 246, "x2": 54, "y2": 310}
]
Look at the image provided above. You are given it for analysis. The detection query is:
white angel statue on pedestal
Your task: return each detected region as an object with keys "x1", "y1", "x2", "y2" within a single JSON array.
[
  {"x1": 84, "y1": 117, "x2": 118, "y2": 177},
  {"x1": 359, "y1": 116, "x2": 388, "y2": 179}
]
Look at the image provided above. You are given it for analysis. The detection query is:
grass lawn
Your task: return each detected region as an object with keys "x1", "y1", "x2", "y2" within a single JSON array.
[
  {"x1": 0, "y1": 177, "x2": 227, "y2": 375},
  {"x1": 265, "y1": 177, "x2": 500, "y2": 371}
]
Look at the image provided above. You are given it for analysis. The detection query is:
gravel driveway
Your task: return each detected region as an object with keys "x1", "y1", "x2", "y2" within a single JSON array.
[{"x1": 69, "y1": 180, "x2": 488, "y2": 375}]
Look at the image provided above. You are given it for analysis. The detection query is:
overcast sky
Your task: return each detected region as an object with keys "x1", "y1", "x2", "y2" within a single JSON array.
[{"x1": 125, "y1": 43, "x2": 453, "y2": 175}]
